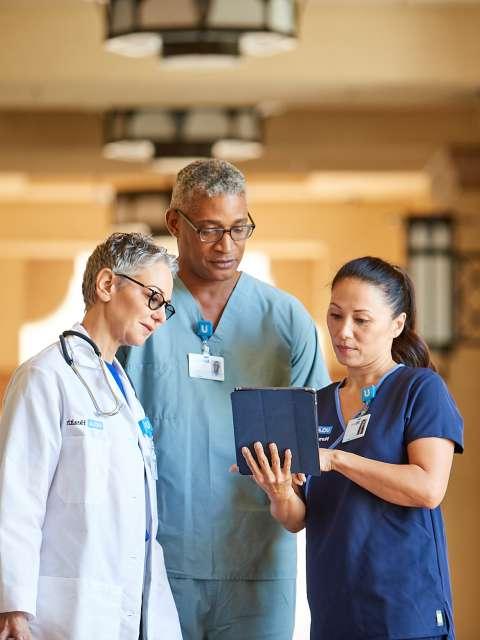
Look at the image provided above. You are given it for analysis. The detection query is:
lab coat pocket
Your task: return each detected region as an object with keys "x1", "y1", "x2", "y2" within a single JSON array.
[
  {"x1": 55, "y1": 433, "x2": 110, "y2": 504},
  {"x1": 31, "y1": 575, "x2": 122, "y2": 640}
]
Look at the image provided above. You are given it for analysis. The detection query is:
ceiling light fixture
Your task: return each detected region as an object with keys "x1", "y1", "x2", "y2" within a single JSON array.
[
  {"x1": 104, "y1": 0, "x2": 300, "y2": 67},
  {"x1": 103, "y1": 107, "x2": 264, "y2": 169}
]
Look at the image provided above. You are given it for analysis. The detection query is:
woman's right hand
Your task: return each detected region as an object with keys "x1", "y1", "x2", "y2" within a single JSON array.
[
  {"x1": 0, "y1": 611, "x2": 32, "y2": 640},
  {"x1": 242, "y1": 441, "x2": 306, "y2": 532},
  {"x1": 241, "y1": 441, "x2": 296, "y2": 504}
]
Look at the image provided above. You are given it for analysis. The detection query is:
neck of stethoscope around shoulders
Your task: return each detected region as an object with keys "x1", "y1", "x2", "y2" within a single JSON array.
[
  {"x1": 59, "y1": 329, "x2": 122, "y2": 417},
  {"x1": 60, "y1": 330, "x2": 101, "y2": 365}
]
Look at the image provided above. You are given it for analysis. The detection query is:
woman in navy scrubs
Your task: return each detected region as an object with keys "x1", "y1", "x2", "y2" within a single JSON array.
[{"x1": 242, "y1": 256, "x2": 463, "y2": 640}]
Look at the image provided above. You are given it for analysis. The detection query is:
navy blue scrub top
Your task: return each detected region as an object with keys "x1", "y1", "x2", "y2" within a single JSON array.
[{"x1": 305, "y1": 365, "x2": 463, "y2": 640}]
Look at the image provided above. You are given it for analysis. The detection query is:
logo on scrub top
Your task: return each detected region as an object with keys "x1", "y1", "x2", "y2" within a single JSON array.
[
  {"x1": 318, "y1": 425, "x2": 333, "y2": 443},
  {"x1": 66, "y1": 418, "x2": 86, "y2": 426}
]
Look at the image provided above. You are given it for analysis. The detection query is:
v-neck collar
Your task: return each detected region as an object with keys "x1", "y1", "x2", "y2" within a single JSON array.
[
  {"x1": 175, "y1": 271, "x2": 247, "y2": 342},
  {"x1": 334, "y1": 363, "x2": 404, "y2": 430}
]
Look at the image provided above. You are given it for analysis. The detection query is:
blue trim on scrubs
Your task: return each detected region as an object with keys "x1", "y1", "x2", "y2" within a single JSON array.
[
  {"x1": 333, "y1": 364, "x2": 404, "y2": 447},
  {"x1": 306, "y1": 366, "x2": 463, "y2": 640}
]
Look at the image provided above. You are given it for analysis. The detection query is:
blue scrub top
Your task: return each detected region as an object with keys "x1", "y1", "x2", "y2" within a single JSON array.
[
  {"x1": 104, "y1": 361, "x2": 127, "y2": 400},
  {"x1": 305, "y1": 365, "x2": 463, "y2": 640},
  {"x1": 118, "y1": 272, "x2": 330, "y2": 580}
]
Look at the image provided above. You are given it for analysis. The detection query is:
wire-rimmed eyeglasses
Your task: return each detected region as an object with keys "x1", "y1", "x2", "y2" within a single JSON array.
[
  {"x1": 114, "y1": 273, "x2": 175, "y2": 319},
  {"x1": 175, "y1": 208, "x2": 256, "y2": 243}
]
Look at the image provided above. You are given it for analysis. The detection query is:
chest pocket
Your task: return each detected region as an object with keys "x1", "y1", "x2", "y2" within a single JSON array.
[{"x1": 54, "y1": 432, "x2": 110, "y2": 504}]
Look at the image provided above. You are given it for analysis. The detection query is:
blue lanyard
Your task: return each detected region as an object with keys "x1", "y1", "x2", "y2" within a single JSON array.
[
  {"x1": 195, "y1": 319, "x2": 213, "y2": 354},
  {"x1": 359, "y1": 384, "x2": 376, "y2": 414},
  {"x1": 332, "y1": 364, "x2": 404, "y2": 445},
  {"x1": 327, "y1": 386, "x2": 376, "y2": 451}
]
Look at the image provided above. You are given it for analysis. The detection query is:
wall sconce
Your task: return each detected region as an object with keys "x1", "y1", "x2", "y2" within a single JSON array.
[
  {"x1": 406, "y1": 215, "x2": 455, "y2": 351},
  {"x1": 103, "y1": 107, "x2": 264, "y2": 169},
  {"x1": 104, "y1": 0, "x2": 300, "y2": 67}
]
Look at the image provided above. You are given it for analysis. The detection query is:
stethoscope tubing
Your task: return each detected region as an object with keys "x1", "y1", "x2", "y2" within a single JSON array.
[{"x1": 59, "y1": 330, "x2": 122, "y2": 417}]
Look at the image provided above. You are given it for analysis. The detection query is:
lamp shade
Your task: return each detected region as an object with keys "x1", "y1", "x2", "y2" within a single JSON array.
[
  {"x1": 407, "y1": 216, "x2": 455, "y2": 351},
  {"x1": 105, "y1": 0, "x2": 299, "y2": 65},
  {"x1": 103, "y1": 107, "x2": 264, "y2": 165}
]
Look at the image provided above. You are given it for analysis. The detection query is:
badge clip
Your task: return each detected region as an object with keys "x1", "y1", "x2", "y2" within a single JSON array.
[{"x1": 361, "y1": 385, "x2": 376, "y2": 405}]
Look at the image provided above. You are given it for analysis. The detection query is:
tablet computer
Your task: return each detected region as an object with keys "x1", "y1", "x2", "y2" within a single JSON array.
[{"x1": 231, "y1": 386, "x2": 321, "y2": 476}]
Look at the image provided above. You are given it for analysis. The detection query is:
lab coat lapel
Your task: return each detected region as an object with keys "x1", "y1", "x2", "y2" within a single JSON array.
[
  {"x1": 64, "y1": 323, "x2": 148, "y2": 447},
  {"x1": 114, "y1": 358, "x2": 146, "y2": 442}
]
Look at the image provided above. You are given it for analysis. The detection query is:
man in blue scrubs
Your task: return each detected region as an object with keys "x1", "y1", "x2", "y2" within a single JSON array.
[{"x1": 118, "y1": 159, "x2": 329, "y2": 639}]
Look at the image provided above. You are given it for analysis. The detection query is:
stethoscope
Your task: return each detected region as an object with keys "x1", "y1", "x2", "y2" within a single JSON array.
[{"x1": 59, "y1": 330, "x2": 122, "y2": 417}]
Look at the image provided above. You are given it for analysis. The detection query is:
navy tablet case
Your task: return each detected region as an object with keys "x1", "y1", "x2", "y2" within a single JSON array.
[{"x1": 231, "y1": 387, "x2": 321, "y2": 476}]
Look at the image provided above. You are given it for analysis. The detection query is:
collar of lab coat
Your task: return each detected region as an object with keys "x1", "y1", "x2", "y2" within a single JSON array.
[
  {"x1": 61, "y1": 322, "x2": 140, "y2": 415},
  {"x1": 60, "y1": 322, "x2": 107, "y2": 369}
]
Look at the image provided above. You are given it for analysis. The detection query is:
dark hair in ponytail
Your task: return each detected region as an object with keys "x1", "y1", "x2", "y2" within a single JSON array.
[{"x1": 332, "y1": 256, "x2": 435, "y2": 370}]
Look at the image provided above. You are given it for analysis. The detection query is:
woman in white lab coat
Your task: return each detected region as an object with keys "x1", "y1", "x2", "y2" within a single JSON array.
[{"x1": 0, "y1": 233, "x2": 182, "y2": 640}]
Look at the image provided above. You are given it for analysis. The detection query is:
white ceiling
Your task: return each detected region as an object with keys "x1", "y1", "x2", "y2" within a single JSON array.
[{"x1": 0, "y1": 0, "x2": 480, "y2": 110}]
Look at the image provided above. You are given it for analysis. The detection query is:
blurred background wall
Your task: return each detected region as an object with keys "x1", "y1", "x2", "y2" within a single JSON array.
[{"x1": 0, "y1": 1, "x2": 479, "y2": 637}]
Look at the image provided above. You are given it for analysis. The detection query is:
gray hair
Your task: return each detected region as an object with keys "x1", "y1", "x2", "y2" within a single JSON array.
[
  {"x1": 170, "y1": 159, "x2": 246, "y2": 210},
  {"x1": 82, "y1": 232, "x2": 177, "y2": 309}
]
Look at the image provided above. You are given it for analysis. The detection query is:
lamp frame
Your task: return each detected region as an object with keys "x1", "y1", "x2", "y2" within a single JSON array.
[
  {"x1": 103, "y1": 106, "x2": 264, "y2": 162},
  {"x1": 105, "y1": 0, "x2": 300, "y2": 59},
  {"x1": 406, "y1": 214, "x2": 456, "y2": 353}
]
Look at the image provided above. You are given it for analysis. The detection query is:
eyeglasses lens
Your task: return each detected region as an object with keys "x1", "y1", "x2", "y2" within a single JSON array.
[{"x1": 199, "y1": 226, "x2": 254, "y2": 243}]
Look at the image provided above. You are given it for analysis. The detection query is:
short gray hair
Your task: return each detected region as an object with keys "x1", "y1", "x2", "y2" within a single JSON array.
[
  {"x1": 170, "y1": 159, "x2": 246, "y2": 210},
  {"x1": 82, "y1": 232, "x2": 177, "y2": 309}
]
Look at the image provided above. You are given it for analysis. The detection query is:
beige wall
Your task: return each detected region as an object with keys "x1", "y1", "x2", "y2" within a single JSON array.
[
  {"x1": 0, "y1": 200, "x2": 111, "y2": 392},
  {"x1": 251, "y1": 199, "x2": 410, "y2": 375},
  {"x1": 445, "y1": 346, "x2": 479, "y2": 636},
  {"x1": 26, "y1": 260, "x2": 74, "y2": 323},
  {"x1": 0, "y1": 259, "x2": 25, "y2": 376},
  {"x1": 442, "y1": 200, "x2": 480, "y2": 639}
]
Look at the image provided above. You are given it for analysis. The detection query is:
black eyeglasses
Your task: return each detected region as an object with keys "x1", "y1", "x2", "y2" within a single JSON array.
[
  {"x1": 114, "y1": 273, "x2": 175, "y2": 319},
  {"x1": 175, "y1": 208, "x2": 256, "y2": 243}
]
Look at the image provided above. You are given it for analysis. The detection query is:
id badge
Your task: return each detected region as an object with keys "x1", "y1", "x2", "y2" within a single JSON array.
[
  {"x1": 188, "y1": 353, "x2": 225, "y2": 381},
  {"x1": 342, "y1": 413, "x2": 370, "y2": 443}
]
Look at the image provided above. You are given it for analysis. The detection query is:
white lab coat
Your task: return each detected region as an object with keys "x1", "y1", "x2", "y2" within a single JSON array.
[{"x1": 0, "y1": 324, "x2": 182, "y2": 640}]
